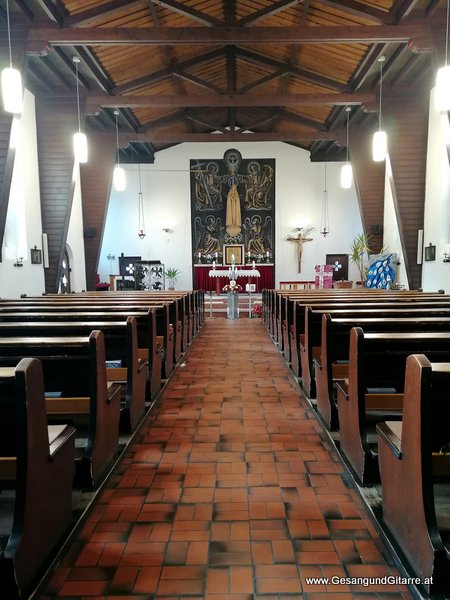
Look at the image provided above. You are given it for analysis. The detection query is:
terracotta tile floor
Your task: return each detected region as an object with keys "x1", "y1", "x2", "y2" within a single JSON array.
[{"x1": 40, "y1": 319, "x2": 413, "y2": 599}]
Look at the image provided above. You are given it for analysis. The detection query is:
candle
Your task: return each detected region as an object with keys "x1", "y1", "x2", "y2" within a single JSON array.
[
  {"x1": 198, "y1": 252, "x2": 201, "y2": 259},
  {"x1": 266, "y1": 250, "x2": 269, "y2": 258},
  {"x1": 252, "y1": 260, "x2": 255, "y2": 269},
  {"x1": 215, "y1": 252, "x2": 218, "y2": 258},
  {"x1": 213, "y1": 260, "x2": 216, "y2": 269},
  {"x1": 231, "y1": 254, "x2": 235, "y2": 261}
]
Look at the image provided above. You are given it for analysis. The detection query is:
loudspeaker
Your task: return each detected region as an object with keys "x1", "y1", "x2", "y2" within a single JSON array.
[
  {"x1": 371, "y1": 224, "x2": 383, "y2": 235},
  {"x1": 84, "y1": 227, "x2": 97, "y2": 238}
]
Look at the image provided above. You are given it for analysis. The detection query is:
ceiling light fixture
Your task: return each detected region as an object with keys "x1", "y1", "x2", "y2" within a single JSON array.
[
  {"x1": 340, "y1": 107, "x2": 353, "y2": 188},
  {"x1": 1, "y1": 0, "x2": 23, "y2": 114},
  {"x1": 137, "y1": 163, "x2": 146, "y2": 239},
  {"x1": 372, "y1": 55, "x2": 387, "y2": 162},
  {"x1": 113, "y1": 110, "x2": 126, "y2": 191},
  {"x1": 72, "y1": 57, "x2": 88, "y2": 163},
  {"x1": 320, "y1": 162, "x2": 330, "y2": 237},
  {"x1": 435, "y1": 0, "x2": 450, "y2": 111}
]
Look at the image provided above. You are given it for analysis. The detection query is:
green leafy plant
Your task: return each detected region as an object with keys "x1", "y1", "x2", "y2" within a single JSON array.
[
  {"x1": 165, "y1": 267, "x2": 181, "y2": 289},
  {"x1": 350, "y1": 232, "x2": 373, "y2": 284}
]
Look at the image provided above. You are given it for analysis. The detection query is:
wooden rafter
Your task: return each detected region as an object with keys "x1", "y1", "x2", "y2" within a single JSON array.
[
  {"x1": 64, "y1": 0, "x2": 142, "y2": 27},
  {"x1": 150, "y1": 0, "x2": 223, "y2": 26},
  {"x1": 237, "y1": 0, "x2": 300, "y2": 26}
]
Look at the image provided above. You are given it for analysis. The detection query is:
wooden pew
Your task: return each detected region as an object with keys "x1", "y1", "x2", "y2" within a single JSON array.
[
  {"x1": 0, "y1": 301, "x2": 175, "y2": 380},
  {"x1": 0, "y1": 308, "x2": 163, "y2": 401},
  {"x1": 41, "y1": 291, "x2": 191, "y2": 357},
  {"x1": 316, "y1": 314, "x2": 450, "y2": 430},
  {"x1": 300, "y1": 302, "x2": 450, "y2": 398},
  {"x1": 270, "y1": 292, "x2": 450, "y2": 375},
  {"x1": 295, "y1": 300, "x2": 450, "y2": 382},
  {"x1": 336, "y1": 329, "x2": 450, "y2": 484},
  {"x1": 273, "y1": 290, "x2": 448, "y2": 354},
  {"x1": 0, "y1": 318, "x2": 146, "y2": 433},
  {"x1": 0, "y1": 332, "x2": 122, "y2": 489},
  {"x1": 0, "y1": 358, "x2": 75, "y2": 598},
  {"x1": 377, "y1": 355, "x2": 450, "y2": 594}
]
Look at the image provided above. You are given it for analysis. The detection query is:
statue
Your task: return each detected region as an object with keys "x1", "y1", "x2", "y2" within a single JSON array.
[{"x1": 286, "y1": 227, "x2": 315, "y2": 273}]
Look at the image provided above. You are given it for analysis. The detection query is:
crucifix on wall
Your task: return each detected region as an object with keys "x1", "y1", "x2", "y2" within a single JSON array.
[{"x1": 286, "y1": 227, "x2": 315, "y2": 272}]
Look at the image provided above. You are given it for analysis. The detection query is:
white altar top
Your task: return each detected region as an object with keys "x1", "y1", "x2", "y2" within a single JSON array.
[{"x1": 208, "y1": 269, "x2": 261, "y2": 278}]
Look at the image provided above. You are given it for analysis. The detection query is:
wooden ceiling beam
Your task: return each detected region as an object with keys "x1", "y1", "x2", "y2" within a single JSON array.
[
  {"x1": 237, "y1": 0, "x2": 300, "y2": 26},
  {"x1": 138, "y1": 109, "x2": 186, "y2": 131},
  {"x1": 392, "y1": 0, "x2": 422, "y2": 22},
  {"x1": 113, "y1": 47, "x2": 225, "y2": 94},
  {"x1": 239, "y1": 68, "x2": 289, "y2": 94},
  {"x1": 26, "y1": 23, "x2": 434, "y2": 50},
  {"x1": 34, "y1": 0, "x2": 67, "y2": 25},
  {"x1": 121, "y1": 131, "x2": 337, "y2": 144},
  {"x1": 236, "y1": 47, "x2": 350, "y2": 92},
  {"x1": 150, "y1": 0, "x2": 223, "y2": 26},
  {"x1": 174, "y1": 72, "x2": 223, "y2": 94},
  {"x1": 83, "y1": 91, "x2": 375, "y2": 112}
]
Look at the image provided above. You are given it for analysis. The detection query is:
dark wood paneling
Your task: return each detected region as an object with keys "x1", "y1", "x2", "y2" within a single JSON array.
[
  {"x1": 36, "y1": 97, "x2": 77, "y2": 293},
  {"x1": 350, "y1": 122, "x2": 386, "y2": 255},
  {"x1": 0, "y1": 114, "x2": 14, "y2": 262},
  {"x1": 80, "y1": 132, "x2": 115, "y2": 290},
  {"x1": 384, "y1": 89, "x2": 429, "y2": 290}
]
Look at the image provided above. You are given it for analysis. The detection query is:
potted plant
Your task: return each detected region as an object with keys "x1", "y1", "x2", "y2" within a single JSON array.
[
  {"x1": 350, "y1": 232, "x2": 372, "y2": 285},
  {"x1": 165, "y1": 267, "x2": 181, "y2": 290}
]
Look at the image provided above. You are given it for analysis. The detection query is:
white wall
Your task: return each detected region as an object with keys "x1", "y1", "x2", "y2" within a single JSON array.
[
  {"x1": 383, "y1": 155, "x2": 409, "y2": 289},
  {"x1": 0, "y1": 90, "x2": 46, "y2": 298},
  {"x1": 99, "y1": 142, "x2": 364, "y2": 288},
  {"x1": 66, "y1": 164, "x2": 87, "y2": 292},
  {"x1": 422, "y1": 87, "x2": 450, "y2": 292}
]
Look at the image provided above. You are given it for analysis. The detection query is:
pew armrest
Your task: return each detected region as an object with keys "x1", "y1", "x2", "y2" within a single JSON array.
[
  {"x1": 335, "y1": 379, "x2": 348, "y2": 400},
  {"x1": 377, "y1": 421, "x2": 402, "y2": 459},
  {"x1": 48, "y1": 424, "x2": 76, "y2": 457}
]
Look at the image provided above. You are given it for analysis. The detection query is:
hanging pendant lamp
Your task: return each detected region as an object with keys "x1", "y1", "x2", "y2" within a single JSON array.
[
  {"x1": 340, "y1": 107, "x2": 353, "y2": 188},
  {"x1": 372, "y1": 55, "x2": 387, "y2": 162},
  {"x1": 1, "y1": 0, "x2": 23, "y2": 114},
  {"x1": 72, "y1": 57, "x2": 88, "y2": 163},
  {"x1": 137, "y1": 163, "x2": 146, "y2": 239},
  {"x1": 435, "y1": 0, "x2": 450, "y2": 112},
  {"x1": 320, "y1": 162, "x2": 330, "y2": 237}
]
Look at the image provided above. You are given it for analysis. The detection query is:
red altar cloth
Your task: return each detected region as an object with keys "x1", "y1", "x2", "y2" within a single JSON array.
[{"x1": 194, "y1": 265, "x2": 274, "y2": 293}]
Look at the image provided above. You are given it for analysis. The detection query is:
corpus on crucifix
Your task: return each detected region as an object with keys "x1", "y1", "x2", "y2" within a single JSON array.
[{"x1": 287, "y1": 227, "x2": 315, "y2": 273}]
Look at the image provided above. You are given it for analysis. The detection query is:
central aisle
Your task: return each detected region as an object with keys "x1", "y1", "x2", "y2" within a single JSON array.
[{"x1": 43, "y1": 319, "x2": 411, "y2": 599}]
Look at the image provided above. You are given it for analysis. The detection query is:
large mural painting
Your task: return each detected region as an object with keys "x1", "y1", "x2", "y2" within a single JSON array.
[{"x1": 190, "y1": 149, "x2": 275, "y2": 264}]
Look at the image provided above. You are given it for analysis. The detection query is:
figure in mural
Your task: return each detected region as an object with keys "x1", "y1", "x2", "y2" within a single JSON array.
[
  {"x1": 226, "y1": 184, "x2": 242, "y2": 237},
  {"x1": 194, "y1": 215, "x2": 223, "y2": 256},
  {"x1": 244, "y1": 215, "x2": 272, "y2": 256},
  {"x1": 194, "y1": 162, "x2": 223, "y2": 210},
  {"x1": 243, "y1": 162, "x2": 274, "y2": 210}
]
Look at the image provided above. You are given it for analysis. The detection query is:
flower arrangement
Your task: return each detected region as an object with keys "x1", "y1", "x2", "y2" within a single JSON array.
[
  {"x1": 251, "y1": 304, "x2": 262, "y2": 318},
  {"x1": 223, "y1": 281, "x2": 242, "y2": 293}
]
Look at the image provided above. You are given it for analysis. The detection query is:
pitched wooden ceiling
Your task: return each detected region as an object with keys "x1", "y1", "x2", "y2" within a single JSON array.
[{"x1": 5, "y1": 0, "x2": 445, "y2": 163}]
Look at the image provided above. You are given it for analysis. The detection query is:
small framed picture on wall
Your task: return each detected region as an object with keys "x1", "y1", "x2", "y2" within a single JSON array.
[{"x1": 424, "y1": 244, "x2": 436, "y2": 261}]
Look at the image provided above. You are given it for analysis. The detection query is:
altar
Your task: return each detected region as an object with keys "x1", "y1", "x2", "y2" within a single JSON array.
[{"x1": 194, "y1": 264, "x2": 274, "y2": 292}]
